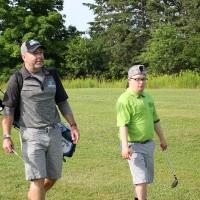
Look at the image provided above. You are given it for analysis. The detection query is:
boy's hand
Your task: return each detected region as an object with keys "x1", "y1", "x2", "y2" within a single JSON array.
[
  {"x1": 121, "y1": 146, "x2": 132, "y2": 160},
  {"x1": 160, "y1": 140, "x2": 167, "y2": 151}
]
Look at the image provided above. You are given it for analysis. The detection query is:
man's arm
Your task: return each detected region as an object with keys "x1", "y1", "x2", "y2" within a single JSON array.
[
  {"x1": 2, "y1": 107, "x2": 14, "y2": 153},
  {"x1": 120, "y1": 126, "x2": 132, "y2": 160},
  {"x1": 57, "y1": 100, "x2": 80, "y2": 144},
  {"x1": 154, "y1": 121, "x2": 167, "y2": 150}
]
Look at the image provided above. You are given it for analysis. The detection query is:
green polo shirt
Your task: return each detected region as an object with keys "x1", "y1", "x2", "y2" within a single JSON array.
[{"x1": 116, "y1": 88, "x2": 160, "y2": 142}]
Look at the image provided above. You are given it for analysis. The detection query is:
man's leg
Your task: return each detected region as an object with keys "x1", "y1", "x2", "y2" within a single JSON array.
[
  {"x1": 135, "y1": 183, "x2": 147, "y2": 200},
  {"x1": 28, "y1": 179, "x2": 45, "y2": 200},
  {"x1": 44, "y1": 178, "x2": 57, "y2": 192},
  {"x1": 28, "y1": 178, "x2": 57, "y2": 200}
]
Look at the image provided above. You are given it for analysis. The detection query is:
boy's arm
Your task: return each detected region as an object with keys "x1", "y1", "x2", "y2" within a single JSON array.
[
  {"x1": 120, "y1": 126, "x2": 132, "y2": 160},
  {"x1": 154, "y1": 121, "x2": 167, "y2": 150}
]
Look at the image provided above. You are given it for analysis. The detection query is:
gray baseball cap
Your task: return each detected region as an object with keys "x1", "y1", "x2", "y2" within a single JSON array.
[
  {"x1": 128, "y1": 64, "x2": 146, "y2": 79},
  {"x1": 21, "y1": 39, "x2": 44, "y2": 54}
]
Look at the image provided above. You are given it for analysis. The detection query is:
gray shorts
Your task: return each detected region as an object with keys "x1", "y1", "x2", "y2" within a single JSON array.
[
  {"x1": 20, "y1": 126, "x2": 63, "y2": 181},
  {"x1": 128, "y1": 140, "x2": 155, "y2": 185}
]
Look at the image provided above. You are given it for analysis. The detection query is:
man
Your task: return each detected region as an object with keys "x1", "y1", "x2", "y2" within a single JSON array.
[
  {"x1": 116, "y1": 64, "x2": 167, "y2": 200},
  {"x1": 2, "y1": 39, "x2": 80, "y2": 200}
]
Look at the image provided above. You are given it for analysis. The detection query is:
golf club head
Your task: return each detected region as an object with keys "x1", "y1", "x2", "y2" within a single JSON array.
[{"x1": 171, "y1": 176, "x2": 178, "y2": 188}]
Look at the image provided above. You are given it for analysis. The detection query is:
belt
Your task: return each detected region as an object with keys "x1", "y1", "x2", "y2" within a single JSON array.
[
  {"x1": 129, "y1": 139, "x2": 151, "y2": 144},
  {"x1": 45, "y1": 125, "x2": 58, "y2": 133}
]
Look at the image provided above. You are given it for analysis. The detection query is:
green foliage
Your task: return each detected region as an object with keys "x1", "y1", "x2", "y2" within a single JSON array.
[
  {"x1": 140, "y1": 0, "x2": 200, "y2": 74},
  {"x1": 84, "y1": 0, "x2": 200, "y2": 76},
  {"x1": 140, "y1": 24, "x2": 184, "y2": 74},
  {"x1": 0, "y1": 67, "x2": 15, "y2": 82},
  {"x1": 0, "y1": 0, "x2": 200, "y2": 79},
  {"x1": 64, "y1": 37, "x2": 109, "y2": 79},
  {"x1": 181, "y1": 33, "x2": 200, "y2": 70},
  {"x1": 0, "y1": 0, "x2": 80, "y2": 73},
  {"x1": 147, "y1": 0, "x2": 182, "y2": 26},
  {"x1": 85, "y1": 0, "x2": 150, "y2": 71},
  {"x1": 140, "y1": 23, "x2": 200, "y2": 74}
]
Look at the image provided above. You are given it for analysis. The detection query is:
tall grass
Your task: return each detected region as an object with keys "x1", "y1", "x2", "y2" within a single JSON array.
[
  {"x1": 0, "y1": 71, "x2": 199, "y2": 90},
  {"x1": 147, "y1": 71, "x2": 200, "y2": 89},
  {"x1": 62, "y1": 71, "x2": 200, "y2": 89},
  {"x1": 62, "y1": 78, "x2": 127, "y2": 89}
]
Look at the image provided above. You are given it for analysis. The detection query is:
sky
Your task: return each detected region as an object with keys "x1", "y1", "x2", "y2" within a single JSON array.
[{"x1": 62, "y1": 0, "x2": 95, "y2": 32}]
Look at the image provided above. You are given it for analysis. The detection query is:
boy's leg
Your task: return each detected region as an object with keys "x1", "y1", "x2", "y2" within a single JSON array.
[{"x1": 135, "y1": 183, "x2": 147, "y2": 200}]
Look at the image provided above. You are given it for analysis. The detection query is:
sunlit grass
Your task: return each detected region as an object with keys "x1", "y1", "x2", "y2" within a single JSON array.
[{"x1": 0, "y1": 88, "x2": 200, "y2": 199}]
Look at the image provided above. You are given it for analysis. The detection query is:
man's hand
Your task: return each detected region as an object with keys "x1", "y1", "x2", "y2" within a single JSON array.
[
  {"x1": 3, "y1": 138, "x2": 14, "y2": 153},
  {"x1": 121, "y1": 146, "x2": 132, "y2": 160},
  {"x1": 71, "y1": 126, "x2": 80, "y2": 144}
]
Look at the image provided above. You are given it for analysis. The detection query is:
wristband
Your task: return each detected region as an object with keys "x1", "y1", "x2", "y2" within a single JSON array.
[{"x1": 3, "y1": 134, "x2": 11, "y2": 140}]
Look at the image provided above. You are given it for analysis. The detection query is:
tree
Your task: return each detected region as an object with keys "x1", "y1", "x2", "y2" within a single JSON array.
[
  {"x1": 84, "y1": 0, "x2": 151, "y2": 71},
  {"x1": 140, "y1": 24, "x2": 185, "y2": 74},
  {"x1": 147, "y1": 0, "x2": 182, "y2": 27},
  {"x1": 0, "y1": 0, "x2": 79, "y2": 74},
  {"x1": 140, "y1": 0, "x2": 200, "y2": 74},
  {"x1": 64, "y1": 36, "x2": 109, "y2": 79}
]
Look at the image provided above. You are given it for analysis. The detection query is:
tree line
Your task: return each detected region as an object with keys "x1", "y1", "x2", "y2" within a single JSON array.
[{"x1": 0, "y1": 0, "x2": 199, "y2": 81}]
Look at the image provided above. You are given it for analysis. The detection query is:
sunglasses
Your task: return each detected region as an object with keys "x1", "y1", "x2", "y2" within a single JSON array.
[{"x1": 129, "y1": 77, "x2": 148, "y2": 82}]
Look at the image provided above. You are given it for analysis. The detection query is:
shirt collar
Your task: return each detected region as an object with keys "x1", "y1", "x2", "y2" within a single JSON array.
[
  {"x1": 21, "y1": 65, "x2": 49, "y2": 79},
  {"x1": 126, "y1": 88, "x2": 145, "y2": 98}
]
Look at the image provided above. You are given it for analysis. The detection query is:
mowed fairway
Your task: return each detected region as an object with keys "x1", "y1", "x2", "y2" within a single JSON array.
[{"x1": 0, "y1": 88, "x2": 200, "y2": 200}]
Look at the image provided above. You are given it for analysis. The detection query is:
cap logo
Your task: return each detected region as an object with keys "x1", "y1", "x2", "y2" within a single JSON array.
[
  {"x1": 29, "y1": 39, "x2": 40, "y2": 46},
  {"x1": 139, "y1": 65, "x2": 144, "y2": 72},
  {"x1": 21, "y1": 39, "x2": 44, "y2": 54}
]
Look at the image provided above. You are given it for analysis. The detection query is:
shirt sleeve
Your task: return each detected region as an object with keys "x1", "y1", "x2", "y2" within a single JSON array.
[
  {"x1": 57, "y1": 100, "x2": 72, "y2": 116},
  {"x1": 49, "y1": 68, "x2": 68, "y2": 104},
  {"x1": 2, "y1": 74, "x2": 20, "y2": 108},
  {"x1": 152, "y1": 101, "x2": 160, "y2": 123},
  {"x1": 116, "y1": 100, "x2": 130, "y2": 127}
]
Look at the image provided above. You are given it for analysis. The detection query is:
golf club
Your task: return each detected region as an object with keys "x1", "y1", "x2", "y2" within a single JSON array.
[
  {"x1": 163, "y1": 150, "x2": 178, "y2": 188},
  {"x1": 12, "y1": 149, "x2": 25, "y2": 162}
]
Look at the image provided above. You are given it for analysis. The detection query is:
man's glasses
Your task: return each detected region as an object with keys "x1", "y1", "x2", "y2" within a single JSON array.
[{"x1": 130, "y1": 78, "x2": 148, "y2": 82}]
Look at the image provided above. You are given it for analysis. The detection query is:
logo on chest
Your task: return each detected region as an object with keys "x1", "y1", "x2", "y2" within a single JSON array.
[{"x1": 47, "y1": 79, "x2": 56, "y2": 89}]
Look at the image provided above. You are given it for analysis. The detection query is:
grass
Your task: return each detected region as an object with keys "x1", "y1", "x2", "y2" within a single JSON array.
[{"x1": 0, "y1": 88, "x2": 200, "y2": 199}]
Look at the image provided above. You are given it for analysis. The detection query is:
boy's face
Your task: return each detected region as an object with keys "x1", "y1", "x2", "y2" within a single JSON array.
[{"x1": 128, "y1": 74, "x2": 147, "y2": 94}]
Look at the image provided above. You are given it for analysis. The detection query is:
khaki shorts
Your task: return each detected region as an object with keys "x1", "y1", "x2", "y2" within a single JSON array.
[
  {"x1": 20, "y1": 126, "x2": 63, "y2": 181},
  {"x1": 128, "y1": 140, "x2": 155, "y2": 184}
]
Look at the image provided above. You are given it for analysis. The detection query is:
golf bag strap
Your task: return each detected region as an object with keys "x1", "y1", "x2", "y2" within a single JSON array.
[{"x1": 13, "y1": 70, "x2": 23, "y2": 124}]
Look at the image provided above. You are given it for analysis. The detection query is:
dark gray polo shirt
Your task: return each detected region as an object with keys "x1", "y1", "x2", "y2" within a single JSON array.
[{"x1": 3, "y1": 66, "x2": 68, "y2": 128}]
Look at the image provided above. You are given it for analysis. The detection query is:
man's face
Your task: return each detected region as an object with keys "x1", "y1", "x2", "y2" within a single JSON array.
[
  {"x1": 22, "y1": 48, "x2": 44, "y2": 72},
  {"x1": 128, "y1": 74, "x2": 147, "y2": 94}
]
